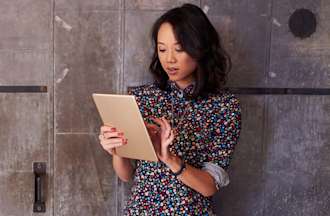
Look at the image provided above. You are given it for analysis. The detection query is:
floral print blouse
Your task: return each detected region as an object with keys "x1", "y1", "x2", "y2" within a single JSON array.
[{"x1": 123, "y1": 80, "x2": 241, "y2": 215}]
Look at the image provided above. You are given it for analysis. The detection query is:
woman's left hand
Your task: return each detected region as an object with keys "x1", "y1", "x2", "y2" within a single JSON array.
[{"x1": 146, "y1": 116, "x2": 175, "y2": 163}]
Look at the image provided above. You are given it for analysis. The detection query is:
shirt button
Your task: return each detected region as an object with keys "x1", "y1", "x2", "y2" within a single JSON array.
[{"x1": 178, "y1": 91, "x2": 184, "y2": 98}]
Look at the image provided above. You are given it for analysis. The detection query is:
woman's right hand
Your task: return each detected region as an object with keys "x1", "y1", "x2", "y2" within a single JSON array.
[{"x1": 99, "y1": 125, "x2": 128, "y2": 156}]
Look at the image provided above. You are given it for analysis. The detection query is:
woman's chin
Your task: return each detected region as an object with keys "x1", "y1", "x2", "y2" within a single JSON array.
[{"x1": 168, "y1": 75, "x2": 180, "y2": 81}]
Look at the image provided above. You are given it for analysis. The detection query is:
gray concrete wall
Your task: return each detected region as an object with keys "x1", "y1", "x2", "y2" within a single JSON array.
[
  {"x1": 0, "y1": 0, "x2": 329, "y2": 215},
  {"x1": 0, "y1": 0, "x2": 53, "y2": 215}
]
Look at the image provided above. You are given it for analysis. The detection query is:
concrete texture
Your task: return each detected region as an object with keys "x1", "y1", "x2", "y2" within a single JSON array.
[
  {"x1": 124, "y1": 10, "x2": 161, "y2": 88},
  {"x1": 55, "y1": 0, "x2": 119, "y2": 11},
  {"x1": 54, "y1": 9, "x2": 121, "y2": 133},
  {"x1": 0, "y1": 94, "x2": 51, "y2": 215},
  {"x1": 202, "y1": 0, "x2": 272, "y2": 88},
  {"x1": 125, "y1": 0, "x2": 199, "y2": 10},
  {"x1": 54, "y1": 134, "x2": 117, "y2": 215},
  {"x1": 216, "y1": 95, "x2": 330, "y2": 216},
  {"x1": 0, "y1": 0, "x2": 329, "y2": 215},
  {"x1": 269, "y1": 0, "x2": 330, "y2": 88},
  {"x1": 0, "y1": 0, "x2": 53, "y2": 215},
  {"x1": 0, "y1": 0, "x2": 52, "y2": 85},
  {"x1": 262, "y1": 95, "x2": 330, "y2": 216}
]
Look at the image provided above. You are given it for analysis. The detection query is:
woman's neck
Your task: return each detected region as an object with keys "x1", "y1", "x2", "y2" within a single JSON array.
[{"x1": 175, "y1": 78, "x2": 196, "y2": 90}]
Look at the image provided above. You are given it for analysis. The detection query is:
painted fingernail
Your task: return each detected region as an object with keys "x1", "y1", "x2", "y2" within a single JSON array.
[{"x1": 111, "y1": 128, "x2": 116, "y2": 131}]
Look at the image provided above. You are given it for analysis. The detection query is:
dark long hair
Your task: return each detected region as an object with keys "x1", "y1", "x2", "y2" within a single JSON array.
[{"x1": 149, "y1": 3, "x2": 232, "y2": 98}]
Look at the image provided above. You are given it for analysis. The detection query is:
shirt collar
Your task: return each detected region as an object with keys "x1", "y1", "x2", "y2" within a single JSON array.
[{"x1": 167, "y1": 80, "x2": 195, "y2": 97}]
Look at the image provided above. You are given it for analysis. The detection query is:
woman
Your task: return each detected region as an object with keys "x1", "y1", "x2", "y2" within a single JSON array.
[{"x1": 99, "y1": 3, "x2": 241, "y2": 215}]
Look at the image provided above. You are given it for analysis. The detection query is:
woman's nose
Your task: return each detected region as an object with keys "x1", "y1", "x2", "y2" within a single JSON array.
[{"x1": 166, "y1": 50, "x2": 176, "y2": 63}]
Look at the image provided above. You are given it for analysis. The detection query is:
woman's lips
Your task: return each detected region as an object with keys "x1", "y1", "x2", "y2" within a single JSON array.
[
  {"x1": 168, "y1": 70, "x2": 178, "y2": 75},
  {"x1": 167, "y1": 67, "x2": 179, "y2": 75}
]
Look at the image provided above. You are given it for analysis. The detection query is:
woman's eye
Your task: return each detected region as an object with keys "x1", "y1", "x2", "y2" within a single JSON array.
[
  {"x1": 158, "y1": 48, "x2": 183, "y2": 52},
  {"x1": 175, "y1": 46, "x2": 184, "y2": 52}
]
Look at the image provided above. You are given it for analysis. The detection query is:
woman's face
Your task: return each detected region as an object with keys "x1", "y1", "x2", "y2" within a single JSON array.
[{"x1": 157, "y1": 22, "x2": 198, "y2": 89}]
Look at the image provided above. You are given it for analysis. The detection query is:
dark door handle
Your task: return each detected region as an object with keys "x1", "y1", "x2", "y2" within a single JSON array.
[{"x1": 33, "y1": 162, "x2": 46, "y2": 212}]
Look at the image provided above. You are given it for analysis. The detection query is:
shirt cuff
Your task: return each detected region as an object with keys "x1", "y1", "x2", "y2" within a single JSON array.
[{"x1": 202, "y1": 162, "x2": 230, "y2": 190}]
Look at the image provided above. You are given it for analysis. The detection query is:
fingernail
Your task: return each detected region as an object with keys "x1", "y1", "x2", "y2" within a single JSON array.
[
  {"x1": 118, "y1": 132, "x2": 124, "y2": 135},
  {"x1": 111, "y1": 128, "x2": 116, "y2": 131}
]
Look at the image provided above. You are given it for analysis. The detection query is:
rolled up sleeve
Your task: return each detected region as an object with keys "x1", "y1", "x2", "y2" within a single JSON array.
[
  {"x1": 204, "y1": 94, "x2": 241, "y2": 189},
  {"x1": 202, "y1": 162, "x2": 230, "y2": 189}
]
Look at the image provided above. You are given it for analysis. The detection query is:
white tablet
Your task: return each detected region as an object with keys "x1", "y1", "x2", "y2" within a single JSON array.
[{"x1": 92, "y1": 93, "x2": 158, "y2": 162}]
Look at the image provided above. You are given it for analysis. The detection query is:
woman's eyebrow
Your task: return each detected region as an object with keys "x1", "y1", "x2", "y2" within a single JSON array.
[{"x1": 157, "y1": 41, "x2": 180, "y2": 45}]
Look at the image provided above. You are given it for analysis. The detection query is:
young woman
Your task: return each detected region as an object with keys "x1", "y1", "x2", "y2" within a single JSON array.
[{"x1": 99, "y1": 3, "x2": 241, "y2": 215}]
